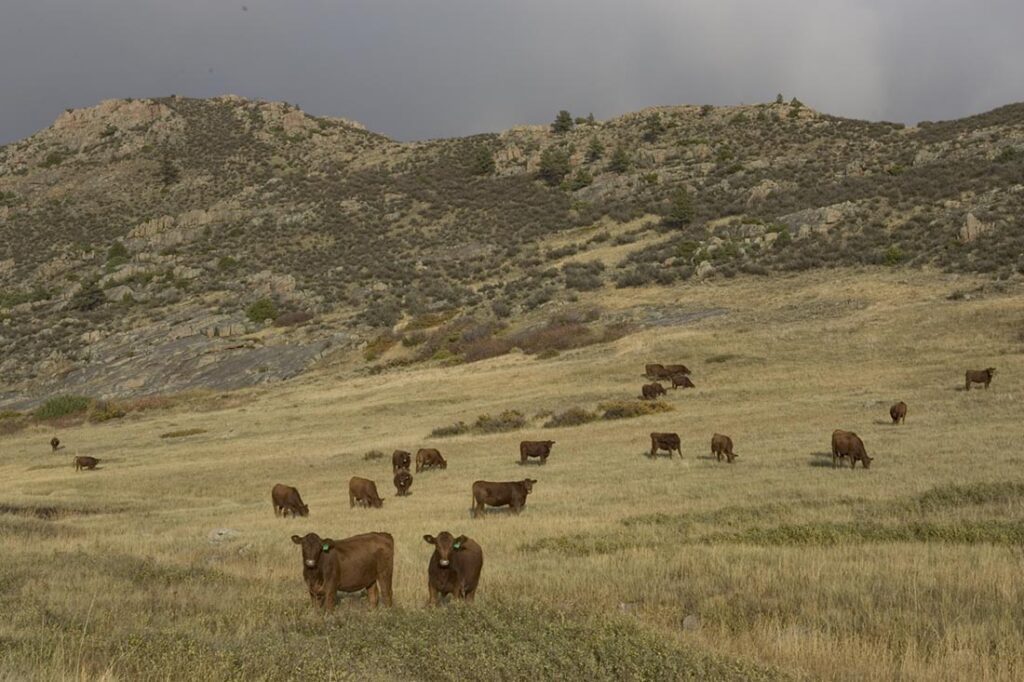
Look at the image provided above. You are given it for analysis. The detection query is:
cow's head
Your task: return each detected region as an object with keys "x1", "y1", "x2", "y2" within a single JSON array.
[
  {"x1": 296, "y1": 503, "x2": 310, "y2": 517},
  {"x1": 862, "y1": 454, "x2": 873, "y2": 469},
  {"x1": 987, "y1": 367, "x2": 997, "y2": 376},
  {"x1": 370, "y1": 496, "x2": 384, "y2": 509},
  {"x1": 545, "y1": 441, "x2": 556, "y2": 447},
  {"x1": 291, "y1": 533, "x2": 332, "y2": 569},
  {"x1": 423, "y1": 531, "x2": 469, "y2": 568},
  {"x1": 521, "y1": 479, "x2": 537, "y2": 494}
]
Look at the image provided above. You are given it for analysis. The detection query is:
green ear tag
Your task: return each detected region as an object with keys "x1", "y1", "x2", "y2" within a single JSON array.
[
  {"x1": 322, "y1": 543, "x2": 330, "y2": 552},
  {"x1": 453, "y1": 542, "x2": 461, "y2": 550}
]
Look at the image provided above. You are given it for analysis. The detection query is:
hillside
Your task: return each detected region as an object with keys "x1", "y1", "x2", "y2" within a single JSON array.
[{"x1": 1, "y1": 96, "x2": 1023, "y2": 406}]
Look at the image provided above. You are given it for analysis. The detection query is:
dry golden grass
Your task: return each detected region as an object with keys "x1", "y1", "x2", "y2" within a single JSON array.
[{"x1": 2, "y1": 268, "x2": 1023, "y2": 680}]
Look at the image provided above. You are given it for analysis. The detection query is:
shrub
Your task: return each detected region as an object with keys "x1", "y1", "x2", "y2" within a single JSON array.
[
  {"x1": 470, "y1": 146, "x2": 495, "y2": 175},
  {"x1": 363, "y1": 449, "x2": 385, "y2": 461},
  {"x1": 474, "y1": 410, "x2": 527, "y2": 433},
  {"x1": 89, "y1": 401, "x2": 127, "y2": 423},
  {"x1": 544, "y1": 407, "x2": 599, "y2": 428},
  {"x1": 598, "y1": 400, "x2": 674, "y2": 420},
  {"x1": 538, "y1": 147, "x2": 571, "y2": 186},
  {"x1": 364, "y1": 333, "x2": 398, "y2": 361},
  {"x1": 585, "y1": 136, "x2": 604, "y2": 162},
  {"x1": 608, "y1": 146, "x2": 631, "y2": 173},
  {"x1": 431, "y1": 421, "x2": 470, "y2": 438},
  {"x1": 35, "y1": 395, "x2": 92, "y2": 420},
  {"x1": 159, "y1": 428, "x2": 207, "y2": 439},
  {"x1": 885, "y1": 245, "x2": 904, "y2": 266},
  {"x1": 663, "y1": 187, "x2": 694, "y2": 228},
  {"x1": 246, "y1": 297, "x2": 278, "y2": 323}
]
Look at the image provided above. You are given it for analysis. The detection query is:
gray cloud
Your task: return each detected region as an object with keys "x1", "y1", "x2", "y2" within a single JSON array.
[{"x1": 1, "y1": 0, "x2": 1023, "y2": 144}]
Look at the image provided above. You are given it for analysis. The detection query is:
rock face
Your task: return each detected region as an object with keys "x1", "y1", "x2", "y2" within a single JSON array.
[{"x1": 959, "y1": 213, "x2": 992, "y2": 243}]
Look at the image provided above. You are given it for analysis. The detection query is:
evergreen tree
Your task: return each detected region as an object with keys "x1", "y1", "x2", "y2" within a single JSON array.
[
  {"x1": 608, "y1": 146, "x2": 631, "y2": 173},
  {"x1": 664, "y1": 187, "x2": 695, "y2": 228},
  {"x1": 538, "y1": 147, "x2": 571, "y2": 186},
  {"x1": 642, "y1": 113, "x2": 664, "y2": 142},
  {"x1": 551, "y1": 110, "x2": 574, "y2": 134},
  {"x1": 585, "y1": 136, "x2": 605, "y2": 162},
  {"x1": 470, "y1": 145, "x2": 495, "y2": 175},
  {"x1": 159, "y1": 153, "x2": 180, "y2": 186}
]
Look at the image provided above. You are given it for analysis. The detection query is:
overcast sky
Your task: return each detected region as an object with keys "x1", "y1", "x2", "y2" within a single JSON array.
[{"x1": 2, "y1": 0, "x2": 1023, "y2": 144}]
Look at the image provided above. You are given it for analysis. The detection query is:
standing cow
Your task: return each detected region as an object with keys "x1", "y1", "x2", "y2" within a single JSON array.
[
  {"x1": 520, "y1": 440, "x2": 555, "y2": 464},
  {"x1": 272, "y1": 483, "x2": 310, "y2": 517},
  {"x1": 965, "y1": 368, "x2": 996, "y2": 391},
  {"x1": 889, "y1": 401, "x2": 907, "y2": 424},
  {"x1": 711, "y1": 433, "x2": 737, "y2": 463},
  {"x1": 641, "y1": 383, "x2": 667, "y2": 400},
  {"x1": 650, "y1": 432, "x2": 682, "y2": 459},
  {"x1": 291, "y1": 532, "x2": 394, "y2": 609},
  {"x1": 416, "y1": 448, "x2": 447, "y2": 472},
  {"x1": 423, "y1": 531, "x2": 484, "y2": 605},
  {"x1": 50, "y1": 437, "x2": 61, "y2": 452},
  {"x1": 349, "y1": 476, "x2": 384, "y2": 508},
  {"x1": 394, "y1": 469, "x2": 413, "y2": 497},
  {"x1": 671, "y1": 374, "x2": 695, "y2": 390},
  {"x1": 644, "y1": 363, "x2": 668, "y2": 380},
  {"x1": 665, "y1": 364, "x2": 691, "y2": 376},
  {"x1": 831, "y1": 430, "x2": 873, "y2": 469},
  {"x1": 74, "y1": 456, "x2": 100, "y2": 471},
  {"x1": 471, "y1": 479, "x2": 536, "y2": 518},
  {"x1": 392, "y1": 449, "x2": 412, "y2": 473}
]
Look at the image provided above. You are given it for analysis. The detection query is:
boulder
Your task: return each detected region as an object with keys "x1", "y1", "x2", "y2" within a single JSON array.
[{"x1": 959, "y1": 213, "x2": 992, "y2": 243}]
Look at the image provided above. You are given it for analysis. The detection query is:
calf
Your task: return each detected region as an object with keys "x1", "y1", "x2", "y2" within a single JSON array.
[
  {"x1": 74, "y1": 456, "x2": 99, "y2": 471},
  {"x1": 423, "y1": 531, "x2": 484, "y2": 605},
  {"x1": 471, "y1": 479, "x2": 536, "y2": 518},
  {"x1": 711, "y1": 433, "x2": 737, "y2": 463},
  {"x1": 271, "y1": 483, "x2": 310, "y2": 517},
  {"x1": 890, "y1": 401, "x2": 907, "y2": 424},
  {"x1": 394, "y1": 469, "x2": 413, "y2": 496},
  {"x1": 965, "y1": 368, "x2": 996, "y2": 391},
  {"x1": 641, "y1": 382, "x2": 667, "y2": 400},
  {"x1": 392, "y1": 449, "x2": 412, "y2": 473},
  {"x1": 520, "y1": 440, "x2": 555, "y2": 464},
  {"x1": 349, "y1": 476, "x2": 384, "y2": 508},
  {"x1": 291, "y1": 532, "x2": 394, "y2": 609},
  {"x1": 416, "y1": 448, "x2": 447, "y2": 472},
  {"x1": 831, "y1": 430, "x2": 873, "y2": 469},
  {"x1": 50, "y1": 437, "x2": 61, "y2": 452},
  {"x1": 650, "y1": 432, "x2": 682, "y2": 459},
  {"x1": 671, "y1": 374, "x2": 695, "y2": 389}
]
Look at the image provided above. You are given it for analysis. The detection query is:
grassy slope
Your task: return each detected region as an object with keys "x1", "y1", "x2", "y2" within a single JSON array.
[{"x1": 1, "y1": 269, "x2": 1022, "y2": 680}]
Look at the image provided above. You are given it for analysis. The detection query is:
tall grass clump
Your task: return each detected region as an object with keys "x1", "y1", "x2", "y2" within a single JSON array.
[{"x1": 34, "y1": 395, "x2": 92, "y2": 420}]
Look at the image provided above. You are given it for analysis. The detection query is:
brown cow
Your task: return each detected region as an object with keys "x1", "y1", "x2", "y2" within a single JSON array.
[
  {"x1": 394, "y1": 469, "x2": 413, "y2": 497},
  {"x1": 520, "y1": 440, "x2": 555, "y2": 464},
  {"x1": 831, "y1": 430, "x2": 873, "y2": 469},
  {"x1": 392, "y1": 449, "x2": 412, "y2": 473},
  {"x1": 641, "y1": 382, "x2": 667, "y2": 400},
  {"x1": 50, "y1": 437, "x2": 61, "y2": 452},
  {"x1": 349, "y1": 476, "x2": 384, "y2": 508},
  {"x1": 650, "y1": 432, "x2": 682, "y2": 458},
  {"x1": 671, "y1": 374, "x2": 695, "y2": 389},
  {"x1": 711, "y1": 433, "x2": 737, "y2": 463},
  {"x1": 471, "y1": 479, "x2": 536, "y2": 518},
  {"x1": 74, "y1": 456, "x2": 99, "y2": 471},
  {"x1": 890, "y1": 401, "x2": 907, "y2": 424},
  {"x1": 644, "y1": 363, "x2": 668, "y2": 379},
  {"x1": 965, "y1": 368, "x2": 996, "y2": 391},
  {"x1": 423, "y1": 531, "x2": 484, "y2": 605},
  {"x1": 291, "y1": 532, "x2": 394, "y2": 609},
  {"x1": 272, "y1": 483, "x2": 310, "y2": 517},
  {"x1": 416, "y1": 448, "x2": 447, "y2": 472},
  {"x1": 665, "y1": 364, "x2": 691, "y2": 376}
]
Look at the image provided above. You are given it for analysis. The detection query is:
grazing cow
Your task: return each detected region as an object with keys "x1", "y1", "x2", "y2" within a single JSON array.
[
  {"x1": 291, "y1": 532, "x2": 394, "y2": 609},
  {"x1": 965, "y1": 368, "x2": 996, "y2": 391},
  {"x1": 831, "y1": 430, "x2": 873, "y2": 469},
  {"x1": 50, "y1": 437, "x2": 61, "y2": 452},
  {"x1": 416, "y1": 448, "x2": 447, "y2": 472},
  {"x1": 520, "y1": 440, "x2": 555, "y2": 464},
  {"x1": 665, "y1": 364, "x2": 691, "y2": 376},
  {"x1": 471, "y1": 479, "x2": 536, "y2": 518},
  {"x1": 644, "y1": 363, "x2": 668, "y2": 379},
  {"x1": 423, "y1": 531, "x2": 484, "y2": 605},
  {"x1": 711, "y1": 433, "x2": 737, "y2": 463},
  {"x1": 392, "y1": 449, "x2": 412, "y2": 474},
  {"x1": 641, "y1": 382, "x2": 667, "y2": 400},
  {"x1": 349, "y1": 476, "x2": 384, "y2": 508},
  {"x1": 650, "y1": 432, "x2": 682, "y2": 459},
  {"x1": 271, "y1": 483, "x2": 310, "y2": 517},
  {"x1": 394, "y1": 469, "x2": 413, "y2": 496},
  {"x1": 890, "y1": 401, "x2": 907, "y2": 424},
  {"x1": 74, "y1": 456, "x2": 99, "y2": 471},
  {"x1": 671, "y1": 374, "x2": 695, "y2": 390}
]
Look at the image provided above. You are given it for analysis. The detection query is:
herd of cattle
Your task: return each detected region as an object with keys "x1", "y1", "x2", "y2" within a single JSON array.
[{"x1": 51, "y1": 363, "x2": 998, "y2": 609}]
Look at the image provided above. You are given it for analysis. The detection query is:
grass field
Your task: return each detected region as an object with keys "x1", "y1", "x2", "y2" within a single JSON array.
[{"x1": 2, "y1": 268, "x2": 1023, "y2": 681}]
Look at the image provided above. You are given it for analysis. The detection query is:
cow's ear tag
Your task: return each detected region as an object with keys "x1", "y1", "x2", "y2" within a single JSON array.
[
  {"x1": 322, "y1": 543, "x2": 330, "y2": 552},
  {"x1": 453, "y1": 542, "x2": 461, "y2": 550}
]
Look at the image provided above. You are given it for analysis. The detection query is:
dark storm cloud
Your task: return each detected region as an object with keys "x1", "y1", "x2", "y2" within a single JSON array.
[{"x1": 1, "y1": 1, "x2": 1023, "y2": 144}]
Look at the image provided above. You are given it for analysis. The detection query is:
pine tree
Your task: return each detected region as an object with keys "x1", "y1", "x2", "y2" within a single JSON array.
[
  {"x1": 470, "y1": 146, "x2": 495, "y2": 175},
  {"x1": 538, "y1": 147, "x2": 571, "y2": 186},
  {"x1": 608, "y1": 146, "x2": 631, "y2": 173},
  {"x1": 585, "y1": 136, "x2": 605, "y2": 162},
  {"x1": 159, "y1": 153, "x2": 180, "y2": 186},
  {"x1": 551, "y1": 110, "x2": 574, "y2": 134},
  {"x1": 664, "y1": 187, "x2": 695, "y2": 228}
]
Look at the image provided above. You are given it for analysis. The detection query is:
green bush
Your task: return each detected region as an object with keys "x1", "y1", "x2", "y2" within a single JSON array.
[
  {"x1": 430, "y1": 421, "x2": 470, "y2": 438},
  {"x1": 35, "y1": 395, "x2": 92, "y2": 420},
  {"x1": 885, "y1": 245, "x2": 904, "y2": 265},
  {"x1": 474, "y1": 410, "x2": 527, "y2": 433},
  {"x1": 538, "y1": 147, "x2": 571, "y2": 186},
  {"x1": 599, "y1": 400, "x2": 674, "y2": 420},
  {"x1": 246, "y1": 298, "x2": 278, "y2": 323},
  {"x1": 544, "y1": 407, "x2": 599, "y2": 428},
  {"x1": 551, "y1": 110, "x2": 574, "y2": 134}
]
